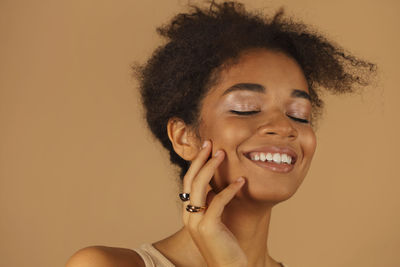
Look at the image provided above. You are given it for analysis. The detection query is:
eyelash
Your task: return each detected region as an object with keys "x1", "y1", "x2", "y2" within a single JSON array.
[
  {"x1": 286, "y1": 115, "x2": 309, "y2": 124},
  {"x1": 229, "y1": 110, "x2": 260, "y2": 116},
  {"x1": 229, "y1": 110, "x2": 310, "y2": 124}
]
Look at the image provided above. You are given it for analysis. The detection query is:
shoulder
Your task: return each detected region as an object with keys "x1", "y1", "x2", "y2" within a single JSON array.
[{"x1": 65, "y1": 246, "x2": 145, "y2": 267}]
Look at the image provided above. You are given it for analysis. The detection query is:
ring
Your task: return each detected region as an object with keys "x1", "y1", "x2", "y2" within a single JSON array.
[
  {"x1": 186, "y1": 204, "x2": 207, "y2": 213},
  {"x1": 179, "y1": 193, "x2": 190, "y2": 202}
]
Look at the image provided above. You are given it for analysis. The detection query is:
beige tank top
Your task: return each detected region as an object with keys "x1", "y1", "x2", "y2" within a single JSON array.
[{"x1": 134, "y1": 243, "x2": 289, "y2": 267}]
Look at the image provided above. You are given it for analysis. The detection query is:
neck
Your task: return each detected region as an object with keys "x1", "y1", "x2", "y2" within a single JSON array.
[{"x1": 221, "y1": 198, "x2": 276, "y2": 267}]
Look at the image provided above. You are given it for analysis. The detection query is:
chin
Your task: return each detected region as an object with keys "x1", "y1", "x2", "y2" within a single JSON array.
[
  {"x1": 214, "y1": 163, "x2": 308, "y2": 205},
  {"x1": 235, "y1": 174, "x2": 305, "y2": 206},
  {"x1": 247, "y1": 185, "x2": 297, "y2": 205}
]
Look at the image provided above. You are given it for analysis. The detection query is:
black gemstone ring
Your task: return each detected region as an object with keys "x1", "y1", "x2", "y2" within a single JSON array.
[{"x1": 179, "y1": 193, "x2": 190, "y2": 202}]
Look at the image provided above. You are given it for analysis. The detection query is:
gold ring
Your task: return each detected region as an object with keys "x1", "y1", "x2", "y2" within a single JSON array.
[{"x1": 186, "y1": 204, "x2": 207, "y2": 213}]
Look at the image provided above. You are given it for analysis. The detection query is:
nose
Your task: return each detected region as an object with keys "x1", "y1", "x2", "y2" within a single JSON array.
[{"x1": 257, "y1": 111, "x2": 298, "y2": 139}]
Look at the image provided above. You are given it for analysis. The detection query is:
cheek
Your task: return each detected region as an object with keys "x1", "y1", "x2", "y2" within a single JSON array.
[
  {"x1": 301, "y1": 127, "x2": 317, "y2": 162},
  {"x1": 200, "y1": 118, "x2": 254, "y2": 187},
  {"x1": 201, "y1": 117, "x2": 254, "y2": 150}
]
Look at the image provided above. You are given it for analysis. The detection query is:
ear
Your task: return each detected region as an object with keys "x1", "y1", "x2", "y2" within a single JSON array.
[{"x1": 167, "y1": 118, "x2": 201, "y2": 161}]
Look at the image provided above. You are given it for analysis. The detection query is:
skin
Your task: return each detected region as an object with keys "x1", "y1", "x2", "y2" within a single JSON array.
[{"x1": 65, "y1": 48, "x2": 317, "y2": 267}]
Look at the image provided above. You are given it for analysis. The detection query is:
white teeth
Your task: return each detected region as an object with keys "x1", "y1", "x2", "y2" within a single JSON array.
[
  {"x1": 249, "y1": 152, "x2": 293, "y2": 165},
  {"x1": 272, "y1": 153, "x2": 281, "y2": 164},
  {"x1": 281, "y1": 154, "x2": 288, "y2": 163}
]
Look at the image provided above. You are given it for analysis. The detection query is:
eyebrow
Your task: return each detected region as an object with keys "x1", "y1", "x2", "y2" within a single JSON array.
[
  {"x1": 222, "y1": 83, "x2": 311, "y2": 102},
  {"x1": 291, "y1": 89, "x2": 311, "y2": 101},
  {"x1": 222, "y1": 83, "x2": 265, "y2": 95}
]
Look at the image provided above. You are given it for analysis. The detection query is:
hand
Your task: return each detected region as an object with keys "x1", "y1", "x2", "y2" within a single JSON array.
[{"x1": 182, "y1": 140, "x2": 247, "y2": 267}]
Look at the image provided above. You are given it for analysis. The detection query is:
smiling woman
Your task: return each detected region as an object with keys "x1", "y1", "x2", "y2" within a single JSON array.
[{"x1": 66, "y1": 1, "x2": 376, "y2": 267}]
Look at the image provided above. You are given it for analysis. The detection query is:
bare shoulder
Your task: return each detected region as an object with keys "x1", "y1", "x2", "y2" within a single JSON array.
[{"x1": 65, "y1": 246, "x2": 145, "y2": 267}]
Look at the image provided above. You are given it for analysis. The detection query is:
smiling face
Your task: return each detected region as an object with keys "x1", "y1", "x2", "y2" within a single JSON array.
[{"x1": 197, "y1": 48, "x2": 317, "y2": 204}]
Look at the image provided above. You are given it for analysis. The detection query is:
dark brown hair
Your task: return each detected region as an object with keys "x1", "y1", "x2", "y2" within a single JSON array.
[{"x1": 134, "y1": 1, "x2": 376, "y2": 179}]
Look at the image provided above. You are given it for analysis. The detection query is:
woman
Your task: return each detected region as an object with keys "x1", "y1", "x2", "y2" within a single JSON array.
[{"x1": 66, "y1": 1, "x2": 375, "y2": 266}]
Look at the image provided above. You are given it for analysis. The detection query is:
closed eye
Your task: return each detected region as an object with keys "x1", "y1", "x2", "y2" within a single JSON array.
[
  {"x1": 229, "y1": 110, "x2": 260, "y2": 116},
  {"x1": 230, "y1": 110, "x2": 309, "y2": 123},
  {"x1": 287, "y1": 114, "x2": 309, "y2": 124}
]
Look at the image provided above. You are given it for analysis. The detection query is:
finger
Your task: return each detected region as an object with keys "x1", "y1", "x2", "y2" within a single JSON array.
[
  {"x1": 203, "y1": 177, "x2": 245, "y2": 220},
  {"x1": 181, "y1": 141, "x2": 213, "y2": 225},
  {"x1": 182, "y1": 140, "x2": 212, "y2": 194},
  {"x1": 205, "y1": 189, "x2": 216, "y2": 206},
  {"x1": 188, "y1": 150, "x2": 225, "y2": 209}
]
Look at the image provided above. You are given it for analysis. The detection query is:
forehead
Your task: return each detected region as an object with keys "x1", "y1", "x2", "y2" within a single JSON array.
[{"x1": 209, "y1": 48, "x2": 309, "y2": 95}]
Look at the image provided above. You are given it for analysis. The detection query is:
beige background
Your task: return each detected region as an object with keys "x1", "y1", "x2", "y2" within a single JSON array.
[{"x1": 0, "y1": 0, "x2": 399, "y2": 266}]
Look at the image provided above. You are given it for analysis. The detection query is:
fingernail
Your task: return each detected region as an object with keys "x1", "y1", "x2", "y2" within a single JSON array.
[
  {"x1": 214, "y1": 150, "x2": 222, "y2": 157},
  {"x1": 236, "y1": 177, "x2": 244, "y2": 183},
  {"x1": 202, "y1": 140, "x2": 208, "y2": 148}
]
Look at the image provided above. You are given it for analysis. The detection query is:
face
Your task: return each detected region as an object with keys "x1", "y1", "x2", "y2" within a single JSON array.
[{"x1": 197, "y1": 49, "x2": 316, "y2": 204}]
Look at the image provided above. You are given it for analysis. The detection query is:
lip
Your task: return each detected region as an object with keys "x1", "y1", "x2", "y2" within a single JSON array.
[{"x1": 242, "y1": 146, "x2": 299, "y2": 173}]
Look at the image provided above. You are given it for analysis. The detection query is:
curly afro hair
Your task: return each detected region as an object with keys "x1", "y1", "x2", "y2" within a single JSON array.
[{"x1": 134, "y1": 1, "x2": 376, "y2": 179}]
